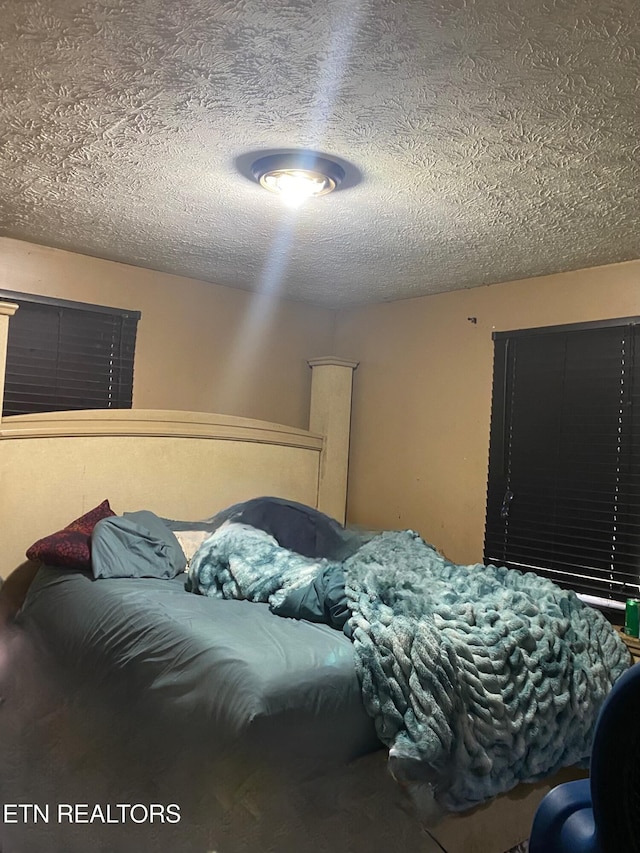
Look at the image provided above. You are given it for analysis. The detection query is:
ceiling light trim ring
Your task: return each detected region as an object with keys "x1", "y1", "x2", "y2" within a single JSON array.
[{"x1": 251, "y1": 153, "x2": 346, "y2": 200}]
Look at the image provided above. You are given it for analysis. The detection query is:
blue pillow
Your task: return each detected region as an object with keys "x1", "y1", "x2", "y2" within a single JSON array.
[
  {"x1": 91, "y1": 511, "x2": 186, "y2": 579},
  {"x1": 204, "y1": 497, "x2": 357, "y2": 560}
]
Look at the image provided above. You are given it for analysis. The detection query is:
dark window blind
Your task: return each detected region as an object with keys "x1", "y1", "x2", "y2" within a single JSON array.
[
  {"x1": 484, "y1": 319, "x2": 640, "y2": 608},
  {"x1": 2, "y1": 292, "x2": 140, "y2": 417}
]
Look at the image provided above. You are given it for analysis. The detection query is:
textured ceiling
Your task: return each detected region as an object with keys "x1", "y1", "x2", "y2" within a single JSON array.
[{"x1": 0, "y1": 0, "x2": 638, "y2": 308}]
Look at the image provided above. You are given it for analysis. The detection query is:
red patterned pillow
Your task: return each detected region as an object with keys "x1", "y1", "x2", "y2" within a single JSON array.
[{"x1": 26, "y1": 500, "x2": 115, "y2": 569}]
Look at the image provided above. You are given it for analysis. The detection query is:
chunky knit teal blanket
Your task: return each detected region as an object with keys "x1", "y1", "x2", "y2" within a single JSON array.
[{"x1": 188, "y1": 523, "x2": 630, "y2": 822}]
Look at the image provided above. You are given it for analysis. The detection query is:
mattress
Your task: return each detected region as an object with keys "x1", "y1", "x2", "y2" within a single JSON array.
[
  {"x1": 18, "y1": 566, "x2": 380, "y2": 765},
  {"x1": 0, "y1": 565, "x2": 384, "y2": 853}
]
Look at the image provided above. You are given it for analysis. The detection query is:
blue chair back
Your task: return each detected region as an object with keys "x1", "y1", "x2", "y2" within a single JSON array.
[
  {"x1": 589, "y1": 661, "x2": 640, "y2": 850},
  {"x1": 530, "y1": 661, "x2": 640, "y2": 853}
]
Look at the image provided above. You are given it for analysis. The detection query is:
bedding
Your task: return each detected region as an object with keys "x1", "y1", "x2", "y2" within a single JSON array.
[
  {"x1": 1, "y1": 562, "x2": 384, "y2": 853},
  {"x1": 91, "y1": 510, "x2": 186, "y2": 579},
  {"x1": 18, "y1": 565, "x2": 380, "y2": 764},
  {"x1": 188, "y1": 521, "x2": 631, "y2": 824},
  {"x1": 6, "y1": 495, "x2": 629, "y2": 852},
  {"x1": 164, "y1": 495, "x2": 369, "y2": 559}
]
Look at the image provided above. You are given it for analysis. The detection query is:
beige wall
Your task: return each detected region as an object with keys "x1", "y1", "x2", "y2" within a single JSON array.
[
  {"x1": 335, "y1": 260, "x2": 640, "y2": 564},
  {"x1": 5, "y1": 236, "x2": 640, "y2": 564},
  {"x1": 0, "y1": 238, "x2": 334, "y2": 429}
]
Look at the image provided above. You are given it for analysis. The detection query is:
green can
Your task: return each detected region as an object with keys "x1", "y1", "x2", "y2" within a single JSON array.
[{"x1": 625, "y1": 598, "x2": 640, "y2": 638}]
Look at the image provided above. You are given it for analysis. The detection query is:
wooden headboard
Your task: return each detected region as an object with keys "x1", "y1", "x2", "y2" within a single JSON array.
[{"x1": 0, "y1": 300, "x2": 357, "y2": 576}]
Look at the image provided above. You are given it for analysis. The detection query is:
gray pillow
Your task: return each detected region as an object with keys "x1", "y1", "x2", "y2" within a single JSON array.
[{"x1": 91, "y1": 511, "x2": 186, "y2": 579}]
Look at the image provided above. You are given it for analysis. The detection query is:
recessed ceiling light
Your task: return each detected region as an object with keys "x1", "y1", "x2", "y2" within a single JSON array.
[{"x1": 251, "y1": 153, "x2": 346, "y2": 207}]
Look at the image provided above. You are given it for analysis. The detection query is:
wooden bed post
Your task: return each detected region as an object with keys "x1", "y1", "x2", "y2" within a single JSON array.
[
  {"x1": 308, "y1": 357, "x2": 358, "y2": 525},
  {"x1": 0, "y1": 301, "x2": 18, "y2": 423}
]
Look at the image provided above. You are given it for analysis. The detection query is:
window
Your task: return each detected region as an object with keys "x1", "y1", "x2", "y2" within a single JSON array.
[
  {"x1": 484, "y1": 318, "x2": 640, "y2": 611},
  {"x1": 1, "y1": 290, "x2": 140, "y2": 417}
]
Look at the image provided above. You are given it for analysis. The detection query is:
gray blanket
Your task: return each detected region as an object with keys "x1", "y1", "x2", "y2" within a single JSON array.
[{"x1": 188, "y1": 523, "x2": 630, "y2": 823}]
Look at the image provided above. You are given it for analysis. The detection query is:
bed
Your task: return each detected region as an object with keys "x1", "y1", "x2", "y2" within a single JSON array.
[
  {"x1": 0, "y1": 300, "x2": 628, "y2": 853},
  {"x1": 1, "y1": 510, "x2": 604, "y2": 853}
]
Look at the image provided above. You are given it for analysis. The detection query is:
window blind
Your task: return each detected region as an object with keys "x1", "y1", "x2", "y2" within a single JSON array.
[
  {"x1": 1, "y1": 291, "x2": 140, "y2": 417},
  {"x1": 484, "y1": 319, "x2": 640, "y2": 608}
]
